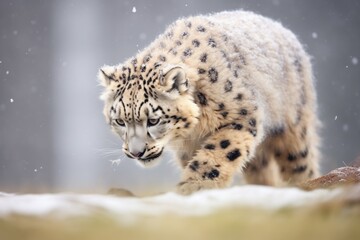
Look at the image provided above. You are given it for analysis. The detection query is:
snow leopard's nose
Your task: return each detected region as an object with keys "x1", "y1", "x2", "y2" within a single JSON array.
[
  {"x1": 128, "y1": 136, "x2": 146, "y2": 158},
  {"x1": 131, "y1": 149, "x2": 145, "y2": 158},
  {"x1": 127, "y1": 124, "x2": 147, "y2": 158}
]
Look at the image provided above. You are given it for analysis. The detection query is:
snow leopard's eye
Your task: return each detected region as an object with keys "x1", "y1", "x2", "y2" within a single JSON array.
[
  {"x1": 147, "y1": 118, "x2": 160, "y2": 127},
  {"x1": 114, "y1": 119, "x2": 125, "y2": 127}
]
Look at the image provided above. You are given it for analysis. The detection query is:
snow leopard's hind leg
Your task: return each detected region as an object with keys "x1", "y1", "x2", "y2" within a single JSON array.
[
  {"x1": 272, "y1": 125, "x2": 320, "y2": 184},
  {"x1": 242, "y1": 141, "x2": 283, "y2": 186}
]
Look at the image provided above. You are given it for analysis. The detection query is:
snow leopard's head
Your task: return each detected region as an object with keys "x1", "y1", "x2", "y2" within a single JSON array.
[{"x1": 98, "y1": 60, "x2": 199, "y2": 167}]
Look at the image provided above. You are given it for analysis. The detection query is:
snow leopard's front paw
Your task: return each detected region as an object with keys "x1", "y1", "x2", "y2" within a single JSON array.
[
  {"x1": 176, "y1": 180, "x2": 203, "y2": 195},
  {"x1": 176, "y1": 179, "x2": 220, "y2": 195}
]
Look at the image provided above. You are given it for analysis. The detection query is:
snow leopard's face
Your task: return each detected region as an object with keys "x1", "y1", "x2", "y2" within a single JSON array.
[{"x1": 99, "y1": 62, "x2": 199, "y2": 167}]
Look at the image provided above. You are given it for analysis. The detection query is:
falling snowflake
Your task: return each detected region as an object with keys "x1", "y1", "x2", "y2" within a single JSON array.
[
  {"x1": 334, "y1": 115, "x2": 337, "y2": 120},
  {"x1": 34, "y1": 169, "x2": 38, "y2": 172},
  {"x1": 10, "y1": 98, "x2": 14, "y2": 103},
  {"x1": 25, "y1": 48, "x2": 32, "y2": 55},
  {"x1": 311, "y1": 32, "x2": 318, "y2": 39},
  {"x1": 351, "y1": 57, "x2": 358, "y2": 65},
  {"x1": 6, "y1": 70, "x2": 9, "y2": 75},
  {"x1": 132, "y1": 6, "x2": 136, "y2": 13}
]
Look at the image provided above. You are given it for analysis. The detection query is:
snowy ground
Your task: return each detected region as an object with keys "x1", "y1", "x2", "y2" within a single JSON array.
[
  {"x1": 1, "y1": 185, "x2": 360, "y2": 240},
  {"x1": 0, "y1": 185, "x2": 346, "y2": 219}
]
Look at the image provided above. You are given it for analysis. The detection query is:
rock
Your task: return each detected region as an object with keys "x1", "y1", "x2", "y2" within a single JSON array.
[{"x1": 300, "y1": 166, "x2": 360, "y2": 191}]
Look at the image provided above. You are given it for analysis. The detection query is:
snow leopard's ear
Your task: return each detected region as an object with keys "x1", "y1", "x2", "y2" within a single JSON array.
[
  {"x1": 98, "y1": 65, "x2": 118, "y2": 87},
  {"x1": 158, "y1": 64, "x2": 189, "y2": 98}
]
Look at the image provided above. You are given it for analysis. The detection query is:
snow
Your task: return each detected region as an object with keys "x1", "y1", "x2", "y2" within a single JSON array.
[
  {"x1": 0, "y1": 186, "x2": 344, "y2": 219},
  {"x1": 334, "y1": 115, "x2": 337, "y2": 120},
  {"x1": 6, "y1": 70, "x2": 9, "y2": 75},
  {"x1": 10, "y1": 98, "x2": 14, "y2": 103},
  {"x1": 352, "y1": 57, "x2": 358, "y2": 65},
  {"x1": 132, "y1": 6, "x2": 136, "y2": 13},
  {"x1": 25, "y1": 48, "x2": 32, "y2": 55},
  {"x1": 311, "y1": 32, "x2": 318, "y2": 39}
]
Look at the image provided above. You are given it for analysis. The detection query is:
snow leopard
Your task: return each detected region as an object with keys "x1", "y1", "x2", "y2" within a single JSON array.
[{"x1": 98, "y1": 10, "x2": 320, "y2": 195}]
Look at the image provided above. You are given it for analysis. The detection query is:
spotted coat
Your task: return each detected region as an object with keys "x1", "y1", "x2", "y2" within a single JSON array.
[{"x1": 99, "y1": 10, "x2": 321, "y2": 195}]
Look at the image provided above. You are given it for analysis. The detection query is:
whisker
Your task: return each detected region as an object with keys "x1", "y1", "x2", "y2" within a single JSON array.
[
  {"x1": 109, "y1": 158, "x2": 123, "y2": 166},
  {"x1": 95, "y1": 147, "x2": 123, "y2": 158}
]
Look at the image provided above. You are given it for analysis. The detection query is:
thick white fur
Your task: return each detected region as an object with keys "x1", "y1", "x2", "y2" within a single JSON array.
[{"x1": 100, "y1": 10, "x2": 320, "y2": 194}]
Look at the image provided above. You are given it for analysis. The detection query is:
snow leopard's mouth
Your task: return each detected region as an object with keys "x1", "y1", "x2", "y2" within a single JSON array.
[{"x1": 139, "y1": 148, "x2": 164, "y2": 162}]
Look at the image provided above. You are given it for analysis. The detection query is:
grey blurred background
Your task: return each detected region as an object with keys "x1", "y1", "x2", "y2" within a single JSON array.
[{"x1": 0, "y1": 0, "x2": 359, "y2": 194}]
